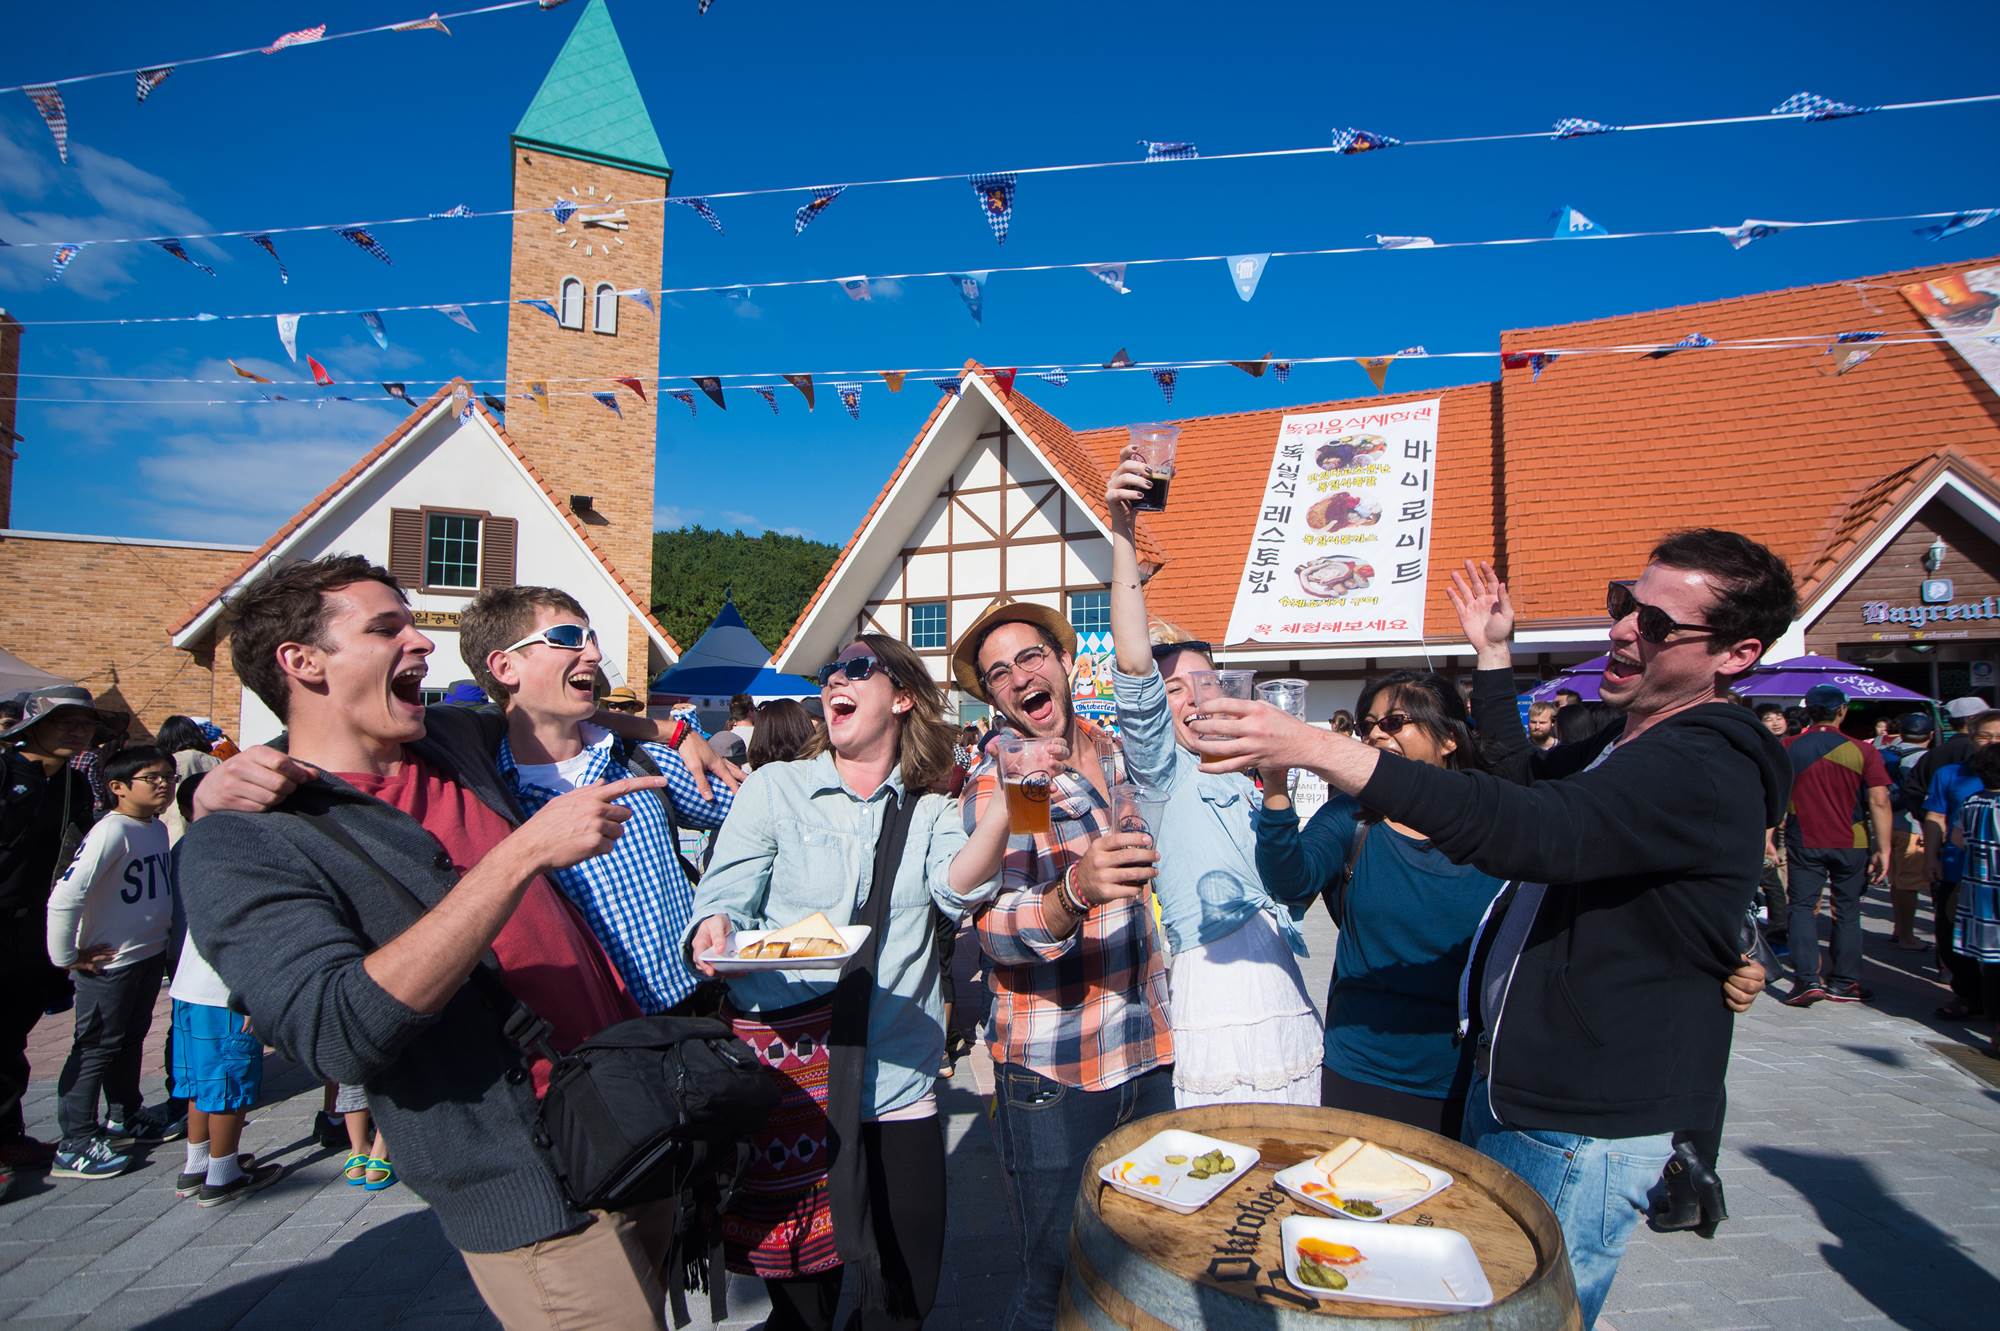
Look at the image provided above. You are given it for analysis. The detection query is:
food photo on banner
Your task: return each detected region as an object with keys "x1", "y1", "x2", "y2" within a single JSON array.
[
  {"x1": 1224, "y1": 399, "x2": 1444, "y2": 646},
  {"x1": 1903, "y1": 264, "x2": 2000, "y2": 395}
]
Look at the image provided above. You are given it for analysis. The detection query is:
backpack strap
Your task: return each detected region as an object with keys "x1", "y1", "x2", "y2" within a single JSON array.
[
  {"x1": 1324, "y1": 818, "x2": 1371, "y2": 927},
  {"x1": 613, "y1": 737, "x2": 704, "y2": 886}
]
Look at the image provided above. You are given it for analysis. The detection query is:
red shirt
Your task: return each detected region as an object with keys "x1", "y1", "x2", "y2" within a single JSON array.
[
  {"x1": 1783, "y1": 725, "x2": 1891, "y2": 850},
  {"x1": 340, "y1": 755, "x2": 639, "y2": 1095}
]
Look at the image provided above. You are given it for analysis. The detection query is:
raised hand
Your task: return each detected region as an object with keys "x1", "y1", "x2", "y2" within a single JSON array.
[
  {"x1": 191, "y1": 745, "x2": 322, "y2": 818},
  {"x1": 1445, "y1": 559, "x2": 1515, "y2": 669},
  {"x1": 1189, "y1": 697, "x2": 1332, "y2": 777},
  {"x1": 1104, "y1": 446, "x2": 1154, "y2": 514},
  {"x1": 1072, "y1": 831, "x2": 1159, "y2": 905},
  {"x1": 677, "y1": 729, "x2": 743, "y2": 802}
]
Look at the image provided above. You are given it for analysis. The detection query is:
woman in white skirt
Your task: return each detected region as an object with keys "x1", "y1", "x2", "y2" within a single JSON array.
[{"x1": 1103, "y1": 451, "x2": 1323, "y2": 1106}]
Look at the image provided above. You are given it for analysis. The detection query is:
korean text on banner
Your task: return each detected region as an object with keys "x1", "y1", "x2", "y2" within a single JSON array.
[
  {"x1": 1902, "y1": 266, "x2": 2000, "y2": 398},
  {"x1": 1223, "y1": 398, "x2": 1444, "y2": 646}
]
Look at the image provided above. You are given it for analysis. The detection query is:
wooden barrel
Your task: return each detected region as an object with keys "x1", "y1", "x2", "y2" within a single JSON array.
[{"x1": 1059, "y1": 1104, "x2": 1581, "y2": 1330}]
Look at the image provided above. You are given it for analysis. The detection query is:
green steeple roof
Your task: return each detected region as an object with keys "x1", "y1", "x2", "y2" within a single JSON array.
[{"x1": 512, "y1": 0, "x2": 670, "y2": 180}]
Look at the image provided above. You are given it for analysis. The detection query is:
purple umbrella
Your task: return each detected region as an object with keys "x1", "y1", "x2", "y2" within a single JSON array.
[
  {"x1": 1734, "y1": 669, "x2": 1930, "y2": 703},
  {"x1": 1521, "y1": 655, "x2": 1607, "y2": 703}
]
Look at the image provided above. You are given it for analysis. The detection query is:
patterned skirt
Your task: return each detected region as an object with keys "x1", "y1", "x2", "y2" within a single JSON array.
[{"x1": 721, "y1": 999, "x2": 841, "y2": 1280}]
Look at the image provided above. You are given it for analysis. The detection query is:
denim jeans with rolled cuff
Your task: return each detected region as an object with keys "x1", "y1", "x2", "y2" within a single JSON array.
[
  {"x1": 989, "y1": 1062, "x2": 1174, "y2": 1331},
  {"x1": 1461, "y1": 1075, "x2": 1672, "y2": 1329}
]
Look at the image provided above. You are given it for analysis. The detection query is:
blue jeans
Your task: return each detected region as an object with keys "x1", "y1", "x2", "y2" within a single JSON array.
[
  {"x1": 1462, "y1": 1077, "x2": 1671, "y2": 1329},
  {"x1": 989, "y1": 1063, "x2": 1175, "y2": 1331}
]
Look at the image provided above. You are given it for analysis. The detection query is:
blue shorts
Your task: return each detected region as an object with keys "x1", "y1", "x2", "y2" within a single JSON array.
[{"x1": 169, "y1": 999, "x2": 264, "y2": 1114}]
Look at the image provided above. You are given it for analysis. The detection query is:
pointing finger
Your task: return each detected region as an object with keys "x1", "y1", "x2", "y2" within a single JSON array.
[{"x1": 594, "y1": 775, "x2": 673, "y2": 800}]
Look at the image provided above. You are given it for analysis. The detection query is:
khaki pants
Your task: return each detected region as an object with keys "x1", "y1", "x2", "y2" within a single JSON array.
[{"x1": 461, "y1": 1200, "x2": 676, "y2": 1331}]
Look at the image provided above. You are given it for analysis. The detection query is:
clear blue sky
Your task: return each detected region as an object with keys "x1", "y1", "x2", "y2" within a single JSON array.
[{"x1": 3, "y1": 0, "x2": 1997, "y2": 546}]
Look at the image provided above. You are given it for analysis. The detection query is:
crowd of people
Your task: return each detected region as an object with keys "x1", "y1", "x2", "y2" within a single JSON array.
[{"x1": 3, "y1": 455, "x2": 1994, "y2": 1328}]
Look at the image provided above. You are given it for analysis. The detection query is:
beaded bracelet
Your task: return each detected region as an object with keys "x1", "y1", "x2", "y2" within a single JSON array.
[{"x1": 1057, "y1": 865, "x2": 1091, "y2": 917}]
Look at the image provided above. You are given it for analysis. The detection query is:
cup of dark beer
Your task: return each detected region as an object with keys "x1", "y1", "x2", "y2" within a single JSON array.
[{"x1": 1128, "y1": 423, "x2": 1181, "y2": 513}]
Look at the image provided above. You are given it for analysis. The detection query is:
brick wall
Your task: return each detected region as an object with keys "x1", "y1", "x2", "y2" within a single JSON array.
[
  {"x1": 504, "y1": 149, "x2": 662, "y2": 689},
  {"x1": 0, "y1": 535, "x2": 243, "y2": 737}
]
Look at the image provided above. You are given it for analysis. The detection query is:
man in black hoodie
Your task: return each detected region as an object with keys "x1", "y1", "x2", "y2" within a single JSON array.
[{"x1": 1193, "y1": 529, "x2": 1794, "y2": 1327}]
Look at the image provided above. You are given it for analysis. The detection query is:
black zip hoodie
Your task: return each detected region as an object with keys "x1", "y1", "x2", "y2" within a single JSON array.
[{"x1": 1357, "y1": 671, "x2": 1790, "y2": 1138}]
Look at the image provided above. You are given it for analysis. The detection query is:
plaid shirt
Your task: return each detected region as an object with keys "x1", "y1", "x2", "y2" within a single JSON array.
[
  {"x1": 499, "y1": 725, "x2": 732, "y2": 1013},
  {"x1": 965, "y1": 719, "x2": 1171, "y2": 1090}
]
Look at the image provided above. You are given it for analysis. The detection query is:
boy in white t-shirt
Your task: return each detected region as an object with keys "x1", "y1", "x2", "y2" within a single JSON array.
[{"x1": 45, "y1": 746, "x2": 177, "y2": 1179}]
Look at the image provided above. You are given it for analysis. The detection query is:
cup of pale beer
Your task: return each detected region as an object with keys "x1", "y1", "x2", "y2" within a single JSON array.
[{"x1": 993, "y1": 734, "x2": 1067, "y2": 837}]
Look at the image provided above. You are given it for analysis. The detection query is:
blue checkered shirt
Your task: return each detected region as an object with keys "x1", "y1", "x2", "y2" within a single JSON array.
[{"x1": 498, "y1": 725, "x2": 733, "y2": 1013}]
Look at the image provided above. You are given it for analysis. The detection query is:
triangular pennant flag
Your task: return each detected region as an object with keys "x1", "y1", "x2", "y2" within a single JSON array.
[
  {"x1": 592, "y1": 391, "x2": 623, "y2": 418},
  {"x1": 263, "y1": 24, "x2": 327, "y2": 55},
  {"x1": 135, "y1": 67, "x2": 174, "y2": 104},
  {"x1": 1645, "y1": 332, "x2": 1716, "y2": 360},
  {"x1": 1141, "y1": 141, "x2": 1199, "y2": 161},
  {"x1": 1552, "y1": 117, "x2": 1621, "y2": 139},
  {"x1": 992, "y1": 368, "x2": 1017, "y2": 398},
  {"x1": 24, "y1": 85, "x2": 68, "y2": 164},
  {"x1": 1228, "y1": 355, "x2": 1271, "y2": 378},
  {"x1": 276, "y1": 313, "x2": 301, "y2": 362},
  {"x1": 931, "y1": 378, "x2": 963, "y2": 398},
  {"x1": 838, "y1": 383, "x2": 862, "y2": 420},
  {"x1": 715, "y1": 286, "x2": 752, "y2": 306},
  {"x1": 614, "y1": 376, "x2": 648, "y2": 402},
  {"x1": 482, "y1": 394, "x2": 507, "y2": 416},
  {"x1": 1773, "y1": 91, "x2": 1876, "y2": 122},
  {"x1": 794, "y1": 186, "x2": 845, "y2": 235},
  {"x1": 1040, "y1": 367, "x2": 1070, "y2": 387},
  {"x1": 153, "y1": 238, "x2": 216, "y2": 276},
  {"x1": 229, "y1": 360, "x2": 273, "y2": 384},
  {"x1": 784, "y1": 374, "x2": 816, "y2": 410},
  {"x1": 1330, "y1": 127, "x2": 1400, "y2": 154},
  {"x1": 668, "y1": 389, "x2": 696, "y2": 416},
  {"x1": 945, "y1": 271, "x2": 987, "y2": 324},
  {"x1": 1830, "y1": 348, "x2": 1874, "y2": 376},
  {"x1": 1272, "y1": 362, "x2": 1292, "y2": 383},
  {"x1": 1151, "y1": 369, "x2": 1177, "y2": 404},
  {"x1": 306, "y1": 355, "x2": 334, "y2": 387},
  {"x1": 1368, "y1": 234, "x2": 1434, "y2": 249},
  {"x1": 382, "y1": 382, "x2": 415, "y2": 407},
  {"x1": 880, "y1": 371, "x2": 905, "y2": 393},
  {"x1": 437, "y1": 304, "x2": 477, "y2": 332},
  {"x1": 1359, "y1": 356, "x2": 1393, "y2": 393},
  {"x1": 430, "y1": 203, "x2": 474, "y2": 218},
  {"x1": 1087, "y1": 262, "x2": 1130, "y2": 295},
  {"x1": 1915, "y1": 210, "x2": 1997, "y2": 242},
  {"x1": 359, "y1": 312, "x2": 388, "y2": 350},
  {"x1": 338, "y1": 227, "x2": 393, "y2": 265},
  {"x1": 1226, "y1": 252, "x2": 1270, "y2": 302},
  {"x1": 250, "y1": 233, "x2": 289, "y2": 283},
  {"x1": 528, "y1": 381, "x2": 550, "y2": 415},
  {"x1": 1718, "y1": 219, "x2": 1797, "y2": 250},
  {"x1": 755, "y1": 387, "x2": 779, "y2": 413},
  {"x1": 668, "y1": 197, "x2": 725, "y2": 233},
  {"x1": 840, "y1": 276, "x2": 872, "y2": 302},
  {"x1": 1104, "y1": 347, "x2": 1134, "y2": 369},
  {"x1": 1552, "y1": 205, "x2": 1607, "y2": 238},
  {"x1": 550, "y1": 197, "x2": 580, "y2": 226},
  {"x1": 392, "y1": 13, "x2": 452, "y2": 35},
  {"x1": 693, "y1": 376, "x2": 728, "y2": 410},
  {"x1": 969, "y1": 172, "x2": 1017, "y2": 243},
  {"x1": 519, "y1": 298, "x2": 560, "y2": 322},
  {"x1": 620, "y1": 288, "x2": 654, "y2": 316},
  {"x1": 1835, "y1": 330, "x2": 1885, "y2": 344},
  {"x1": 452, "y1": 385, "x2": 474, "y2": 422}
]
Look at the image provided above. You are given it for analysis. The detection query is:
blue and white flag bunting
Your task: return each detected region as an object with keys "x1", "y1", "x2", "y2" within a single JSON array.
[
  {"x1": 621, "y1": 288, "x2": 655, "y2": 315},
  {"x1": 1773, "y1": 91, "x2": 1876, "y2": 122},
  {"x1": 1152, "y1": 369, "x2": 1177, "y2": 403},
  {"x1": 945, "y1": 271, "x2": 987, "y2": 324},
  {"x1": 1646, "y1": 332, "x2": 1715, "y2": 359},
  {"x1": 1552, "y1": 117, "x2": 1621, "y2": 139},
  {"x1": 1369, "y1": 234, "x2": 1434, "y2": 249},
  {"x1": 755, "y1": 386, "x2": 778, "y2": 413},
  {"x1": 840, "y1": 276, "x2": 872, "y2": 302},
  {"x1": 430, "y1": 203, "x2": 474, "y2": 219},
  {"x1": 519, "y1": 297, "x2": 560, "y2": 322},
  {"x1": 25, "y1": 85, "x2": 68, "y2": 164},
  {"x1": 551, "y1": 198, "x2": 579, "y2": 225},
  {"x1": 48, "y1": 243, "x2": 80, "y2": 282},
  {"x1": 592, "y1": 390, "x2": 622, "y2": 418},
  {"x1": 669, "y1": 389, "x2": 697, "y2": 416},
  {"x1": 153, "y1": 238, "x2": 215, "y2": 276},
  {"x1": 1835, "y1": 330, "x2": 1885, "y2": 344},
  {"x1": 1272, "y1": 361, "x2": 1291, "y2": 384},
  {"x1": 1553, "y1": 205, "x2": 1607, "y2": 238},
  {"x1": 250, "y1": 233, "x2": 289, "y2": 283},
  {"x1": 1226, "y1": 252, "x2": 1270, "y2": 302},
  {"x1": 337, "y1": 226, "x2": 393, "y2": 265},
  {"x1": 360, "y1": 311, "x2": 388, "y2": 349},
  {"x1": 437, "y1": 304, "x2": 477, "y2": 332},
  {"x1": 1087, "y1": 262, "x2": 1130, "y2": 294},
  {"x1": 795, "y1": 186, "x2": 845, "y2": 235},
  {"x1": 969, "y1": 172, "x2": 1016, "y2": 244},
  {"x1": 1330, "y1": 127, "x2": 1400, "y2": 155},
  {"x1": 1142, "y1": 141, "x2": 1198, "y2": 162},
  {"x1": 1915, "y1": 210, "x2": 1996, "y2": 242},
  {"x1": 932, "y1": 377, "x2": 963, "y2": 397},
  {"x1": 1717, "y1": 219, "x2": 1796, "y2": 250},
  {"x1": 135, "y1": 67, "x2": 174, "y2": 104},
  {"x1": 453, "y1": 385, "x2": 474, "y2": 422},
  {"x1": 276, "y1": 313, "x2": 301, "y2": 362},
  {"x1": 838, "y1": 383, "x2": 862, "y2": 420},
  {"x1": 1040, "y1": 367, "x2": 1069, "y2": 387},
  {"x1": 669, "y1": 197, "x2": 725, "y2": 233}
]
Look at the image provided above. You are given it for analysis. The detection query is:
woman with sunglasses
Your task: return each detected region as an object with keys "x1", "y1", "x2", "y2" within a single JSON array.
[
  {"x1": 1255, "y1": 673, "x2": 1505, "y2": 1136},
  {"x1": 686, "y1": 635, "x2": 1010, "y2": 1331},
  {"x1": 1105, "y1": 454, "x2": 1325, "y2": 1107}
]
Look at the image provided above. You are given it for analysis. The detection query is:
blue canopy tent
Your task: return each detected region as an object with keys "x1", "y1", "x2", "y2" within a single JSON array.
[{"x1": 649, "y1": 597, "x2": 818, "y2": 703}]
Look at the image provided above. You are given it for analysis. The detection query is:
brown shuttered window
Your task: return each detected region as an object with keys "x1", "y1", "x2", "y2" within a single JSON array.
[
  {"x1": 388, "y1": 508, "x2": 424, "y2": 591},
  {"x1": 481, "y1": 516, "x2": 518, "y2": 590}
]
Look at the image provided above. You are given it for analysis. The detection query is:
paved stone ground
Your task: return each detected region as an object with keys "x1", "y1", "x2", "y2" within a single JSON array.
[{"x1": 3, "y1": 893, "x2": 1996, "y2": 1329}]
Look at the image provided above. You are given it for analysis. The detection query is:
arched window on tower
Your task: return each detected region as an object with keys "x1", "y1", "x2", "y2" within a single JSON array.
[
  {"x1": 592, "y1": 282, "x2": 618, "y2": 336},
  {"x1": 558, "y1": 276, "x2": 585, "y2": 330}
]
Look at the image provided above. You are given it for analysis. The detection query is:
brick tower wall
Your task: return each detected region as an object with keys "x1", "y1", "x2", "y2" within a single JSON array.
[{"x1": 504, "y1": 148, "x2": 662, "y2": 689}]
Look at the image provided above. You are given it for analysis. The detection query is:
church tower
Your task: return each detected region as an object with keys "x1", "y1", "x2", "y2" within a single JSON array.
[{"x1": 506, "y1": 0, "x2": 666, "y2": 689}]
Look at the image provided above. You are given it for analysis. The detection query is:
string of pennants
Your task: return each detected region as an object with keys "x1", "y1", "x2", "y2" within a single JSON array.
[
  {"x1": 18, "y1": 329, "x2": 1960, "y2": 418},
  {"x1": 11, "y1": 84, "x2": 2000, "y2": 249},
  {"x1": 18, "y1": 202, "x2": 1995, "y2": 320}
]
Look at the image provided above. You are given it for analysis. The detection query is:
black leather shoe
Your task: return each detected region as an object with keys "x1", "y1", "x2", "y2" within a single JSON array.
[
  {"x1": 1650, "y1": 1144, "x2": 1704, "y2": 1232},
  {"x1": 1690, "y1": 1151, "x2": 1729, "y2": 1239}
]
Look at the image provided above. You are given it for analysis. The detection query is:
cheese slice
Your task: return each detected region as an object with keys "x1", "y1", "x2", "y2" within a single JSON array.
[
  {"x1": 1312, "y1": 1138, "x2": 1428, "y2": 1197},
  {"x1": 762, "y1": 911, "x2": 845, "y2": 947}
]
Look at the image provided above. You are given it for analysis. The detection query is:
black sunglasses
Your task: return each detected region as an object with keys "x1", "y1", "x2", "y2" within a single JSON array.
[
  {"x1": 816, "y1": 655, "x2": 882, "y2": 688},
  {"x1": 1150, "y1": 639, "x2": 1213, "y2": 662},
  {"x1": 1356, "y1": 711, "x2": 1416, "y2": 738},
  {"x1": 1606, "y1": 581, "x2": 1717, "y2": 645}
]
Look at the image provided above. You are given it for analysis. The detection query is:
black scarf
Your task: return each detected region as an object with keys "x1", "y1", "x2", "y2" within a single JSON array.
[{"x1": 825, "y1": 786, "x2": 921, "y2": 1315}]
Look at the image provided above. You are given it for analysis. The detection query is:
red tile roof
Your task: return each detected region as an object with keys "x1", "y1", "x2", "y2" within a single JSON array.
[{"x1": 173, "y1": 378, "x2": 682, "y2": 655}]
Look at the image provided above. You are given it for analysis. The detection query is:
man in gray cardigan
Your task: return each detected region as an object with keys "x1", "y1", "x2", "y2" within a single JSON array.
[{"x1": 178, "y1": 554, "x2": 679, "y2": 1330}]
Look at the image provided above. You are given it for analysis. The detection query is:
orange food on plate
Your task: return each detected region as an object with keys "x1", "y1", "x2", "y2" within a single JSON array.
[{"x1": 1297, "y1": 1237, "x2": 1364, "y2": 1266}]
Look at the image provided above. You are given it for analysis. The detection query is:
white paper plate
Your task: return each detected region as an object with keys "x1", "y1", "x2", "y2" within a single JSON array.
[
  {"x1": 1281, "y1": 1214, "x2": 1494, "y2": 1310},
  {"x1": 1272, "y1": 1146, "x2": 1453, "y2": 1222},
  {"x1": 1095, "y1": 1129, "x2": 1259, "y2": 1215},
  {"x1": 701, "y1": 924, "x2": 871, "y2": 973}
]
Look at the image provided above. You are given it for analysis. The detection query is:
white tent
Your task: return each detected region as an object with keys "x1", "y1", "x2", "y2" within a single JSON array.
[{"x1": 0, "y1": 646, "x2": 71, "y2": 698}]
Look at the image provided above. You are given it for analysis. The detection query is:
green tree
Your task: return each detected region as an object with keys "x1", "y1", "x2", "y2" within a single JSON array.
[{"x1": 650, "y1": 525, "x2": 840, "y2": 664}]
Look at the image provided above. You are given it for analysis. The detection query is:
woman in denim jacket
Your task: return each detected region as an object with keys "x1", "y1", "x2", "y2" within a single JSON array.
[{"x1": 688, "y1": 634, "x2": 1008, "y2": 1331}]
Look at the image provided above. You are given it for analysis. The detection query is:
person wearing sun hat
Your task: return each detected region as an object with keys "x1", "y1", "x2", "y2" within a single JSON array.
[{"x1": 948, "y1": 597, "x2": 1174, "y2": 1331}]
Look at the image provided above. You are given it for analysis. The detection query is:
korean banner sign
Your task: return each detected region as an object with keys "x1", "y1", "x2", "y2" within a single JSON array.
[{"x1": 1223, "y1": 398, "x2": 1444, "y2": 646}]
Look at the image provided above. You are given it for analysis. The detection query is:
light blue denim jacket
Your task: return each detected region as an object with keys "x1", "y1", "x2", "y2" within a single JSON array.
[
  {"x1": 685, "y1": 752, "x2": 998, "y2": 1117},
  {"x1": 1111, "y1": 667, "x2": 1310, "y2": 956}
]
